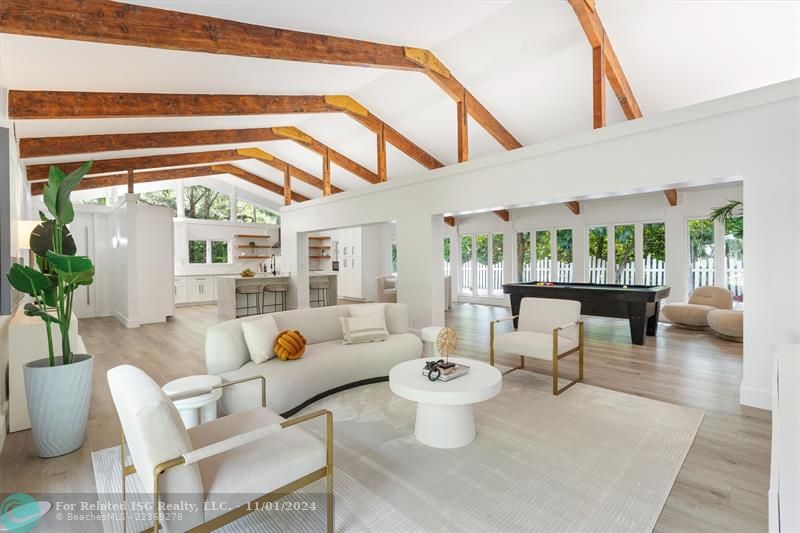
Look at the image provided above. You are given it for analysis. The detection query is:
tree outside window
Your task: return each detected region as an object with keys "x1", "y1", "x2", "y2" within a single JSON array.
[
  {"x1": 211, "y1": 241, "x2": 229, "y2": 264},
  {"x1": 188, "y1": 240, "x2": 207, "y2": 263},
  {"x1": 139, "y1": 189, "x2": 177, "y2": 216},
  {"x1": 184, "y1": 185, "x2": 230, "y2": 220}
]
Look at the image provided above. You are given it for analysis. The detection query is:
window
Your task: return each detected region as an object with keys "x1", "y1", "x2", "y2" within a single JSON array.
[
  {"x1": 491, "y1": 234, "x2": 504, "y2": 294},
  {"x1": 534, "y1": 230, "x2": 551, "y2": 281},
  {"x1": 643, "y1": 223, "x2": 666, "y2": 285},
  {"x1": 443, "y1": 237, "x2": 451, "y2": 276},
  {"x1": 189, "y1": 239, "x2": 231, "y2": 264},
  {"x1": 139, "y1": 189, "x2": 177, "y2": 215},
  {"x1": 460, "y1": 235, "x2": 473, "y2": 295},
  {"x1": 588, "y1": 226, "x2": 608, "y2": 283},
  {"x1": 188, "y1": 240, "x2": 207, "y2": 264},
  {"x1": 614, "y1": 224, "x2": 635, "y2": 284},
  {"x1": 688, "y1": 219, "x2": 715, "y2": 289},
  {"x1": 725, "y1": 216, "x2": 743, "y2": 301},
  {"x1": 210, "y1": 241, "x2": 229, "y2": 264},
  {"x1": 516, "y1": 231, "x2": 531, "y2": 282},
  {"x1": 556, "y1": 229, "x2": 573, "y2": 282},
  {"x1": 237, "y1": 199, "x2": 278, "y2": 225},
  {"x1": 184, "y1": 185, "x2": 230, "y2": 220}
]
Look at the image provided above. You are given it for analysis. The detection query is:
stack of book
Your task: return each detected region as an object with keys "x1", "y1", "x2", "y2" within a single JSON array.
[{"x1": 422, "y1": 362, "x2": 470, "y2": 382}]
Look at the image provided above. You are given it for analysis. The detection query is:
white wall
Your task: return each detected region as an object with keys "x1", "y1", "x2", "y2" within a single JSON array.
[{"x1": 280, "y1": 80, "x2": 800, "y2": 409}]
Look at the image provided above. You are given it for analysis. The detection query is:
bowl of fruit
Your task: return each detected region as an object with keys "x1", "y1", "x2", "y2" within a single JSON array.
[{"x1": 240, "y1": 268, "x2": 256, "y2": 278}]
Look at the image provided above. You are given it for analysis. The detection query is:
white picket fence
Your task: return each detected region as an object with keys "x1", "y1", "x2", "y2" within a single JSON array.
[
  {"x1": 520, "y1": 260, "x2": 573, "y2": 282},
  {"x1": 460, "y1": 262, "x2": 504, "y2": 296},
  {"x1": 444, "y1": 261, "x2": 451, "y2": 277},
  {"x1": 691, "y1": 257, "x2": 744, "y2": 298},
  {"x1": 644, "y1": 256, "x2": 666, "y2": 285}
]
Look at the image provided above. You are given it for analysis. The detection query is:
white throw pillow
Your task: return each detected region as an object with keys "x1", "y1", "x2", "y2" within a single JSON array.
[
  {"x1": 340, "y1": 314, "x2": 389, "y2": 344},
  {"x1": 241, "y1": 315, "x2": 280, "y2": 364},
  {"x1": 349, "y1": 303, "x2": 386, "y2": 318}
]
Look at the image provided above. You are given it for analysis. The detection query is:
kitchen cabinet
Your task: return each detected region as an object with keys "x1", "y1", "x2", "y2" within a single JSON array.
[
  {"x1": 188, "y1": 276, "x2": 215, "y2": 303},
  {"x1": 174, "y1": 277, "x2": 188, "y2": 304}
]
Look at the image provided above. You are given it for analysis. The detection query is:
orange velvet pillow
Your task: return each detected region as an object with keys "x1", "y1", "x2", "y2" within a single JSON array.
[{"x1": 274, "y1": 330, "x2": 307, "y2": 361}]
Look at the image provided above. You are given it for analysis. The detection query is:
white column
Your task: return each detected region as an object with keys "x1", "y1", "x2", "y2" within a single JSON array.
[
  {"x1": 634, "y1": 223, "x2": 644, "y2": 285},
  {"x1": 573, "y1": 226, "x2": 586, "y2": 283},
  {"x1": 606, "y1": 225, "x2": 615, "y2": 283},
  {"x1": 396, "y1": 213, "x2": 443, "y2": 330},
  {"x1": 664, "y1": 200, "x2": 687, "y2": 301},
  {"x1": 503, "y1": 223, "x2": 514, "y2": 291},
  {"x1": 713, "y1": 219, "x2": 726, "y2": 288}
]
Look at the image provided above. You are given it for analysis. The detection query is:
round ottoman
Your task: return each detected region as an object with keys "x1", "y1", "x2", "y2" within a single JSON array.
[
  {"x1": 420, "y1": 326, "x2": 445, "y2": 358},
  {"x1": 661, "y1": 303, "x2": 717, "y2": 329},
  {"x1": 707, "y1": 309, "x2": 743, "y2": 342}
]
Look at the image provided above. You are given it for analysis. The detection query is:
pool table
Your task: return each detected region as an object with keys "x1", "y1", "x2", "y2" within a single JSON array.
[{"x1": 502, "y1": 281, "x2": 671, "y2": 345}]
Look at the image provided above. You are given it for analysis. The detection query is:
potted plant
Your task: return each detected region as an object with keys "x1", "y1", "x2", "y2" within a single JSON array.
[{"x1": 6, "y1": 162, "x2": 95, "y2": 457}]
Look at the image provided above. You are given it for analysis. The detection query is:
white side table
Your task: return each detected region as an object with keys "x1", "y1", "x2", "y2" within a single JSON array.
[
  {"x1": 389, "y1": 357, "x2": 502, "y2": 448},
  {"x1": 420, "y1": 326, "x2": 445, "y2": 358},
  {"x1": 162, "y1": 375, "x2": 223, "y2": 428}
]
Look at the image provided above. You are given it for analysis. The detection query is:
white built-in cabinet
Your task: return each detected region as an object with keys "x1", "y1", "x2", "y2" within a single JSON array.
[
  {"x1": 332, "y1": 226, "x2": 383, "y2": 302},
  {"x1": 174, "y1": 275, "x2": 216, "y2": 305}
]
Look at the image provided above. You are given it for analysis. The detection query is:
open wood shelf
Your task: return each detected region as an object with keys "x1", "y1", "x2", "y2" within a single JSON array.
[
  {"x1": 309, "y1": 255, "x2": 331, "y2": 259},
  {"x1": 236, "y1": 245, "x2": 269, "y2": 248},
  {"x1": 308, "y1": 236, "x2": 330, "y2": 240},
  {"x1": 237, "y1": 255, "x2": 272, "y2": 259},
  {"x1": 235, "y1": 234, "x2": 270, "y2": 239},
  {"x1": 309, "y1": 246, "x2": 331, "y2": 249}
]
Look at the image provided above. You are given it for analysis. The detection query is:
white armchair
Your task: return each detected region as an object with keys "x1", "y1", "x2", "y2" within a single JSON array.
[
  {"x1": 107, "y1": 365, "x2": 333, "y2": 533},
  {"x1": 490, "y1": 297, "x2": 584, "y2": 395}
]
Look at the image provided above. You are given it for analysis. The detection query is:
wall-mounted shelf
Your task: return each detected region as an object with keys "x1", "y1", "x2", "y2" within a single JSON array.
[
  {"x1": 237, "y1": 255, "x2": 272, "y2": 259},
  {"x1": 309, "y1": 246, "x2": 331, "y2": 249},
  {"x1": 235, "y1": 234, "x2": 270, "y2": 239},
  {"x1": 236, "y1": 245, "x2": 269, "y2": 249},
  {"x1": 308, "y1": 236, "x2": 330, "y2": 241},
  {"x1": 309, "y1": 255, "x2": 331, "y2": 259}
]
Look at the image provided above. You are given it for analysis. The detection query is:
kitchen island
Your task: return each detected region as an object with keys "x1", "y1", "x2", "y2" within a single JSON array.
[{"x1": 216, "y1": 272, "x2": 339, "y2": 319}]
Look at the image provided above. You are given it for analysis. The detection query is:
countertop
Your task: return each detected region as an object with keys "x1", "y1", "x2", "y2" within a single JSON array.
[{"x1": 217, "y1": 271, "x2": 338, "y2": 280}]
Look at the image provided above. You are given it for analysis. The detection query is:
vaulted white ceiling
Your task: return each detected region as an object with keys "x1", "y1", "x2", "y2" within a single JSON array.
[{"x1": 1, "y1": 0, "x2": 797, "y2": 206}]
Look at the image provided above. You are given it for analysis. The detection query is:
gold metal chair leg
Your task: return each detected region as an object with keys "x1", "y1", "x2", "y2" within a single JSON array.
[
  {"x1": 489, "y1": 321, "x2": 495, "y2": 366},
  {"x1": 121, "y1": 429, "x2": 126, "y2": 533},
  {"x1": 326, "y1": 411, "x2": 334, "y2": 533},
  {"x1": 519, "y1": 355, "x2": 525, "y2": 369},
  {"x1": 578, "y1": 321, "x2": 585, "y2": 382}
]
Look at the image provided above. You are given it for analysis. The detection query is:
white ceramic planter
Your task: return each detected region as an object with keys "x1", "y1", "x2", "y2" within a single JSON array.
[{"x1": 23, "y1": 354, "x2": 93, "y2": 458}]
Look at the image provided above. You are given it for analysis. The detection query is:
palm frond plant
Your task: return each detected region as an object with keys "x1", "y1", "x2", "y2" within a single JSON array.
[{"x1": 709, "y1": 200, "x2": 743, "y2": 240}]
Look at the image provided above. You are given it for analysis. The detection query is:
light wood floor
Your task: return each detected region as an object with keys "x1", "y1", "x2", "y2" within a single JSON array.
[{"x1": 0, "y1": 303, "x2": 770, "y2": 532}]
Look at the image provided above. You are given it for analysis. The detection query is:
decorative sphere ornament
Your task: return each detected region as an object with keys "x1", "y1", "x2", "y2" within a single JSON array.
[{"x1": 436, "y1": 327, "x2": 458, "y2": 362}]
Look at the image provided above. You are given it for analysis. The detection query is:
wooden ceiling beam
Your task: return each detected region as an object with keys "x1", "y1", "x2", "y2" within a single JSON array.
[
  {"x1": 270, "y1": 126, "x2": 380, "y2": 184},
  {"x1": 29, "y1": 165, "x2": 223, "y2": 195},
  {"x1": 567, "y1": 0, "x2": 642, "y2": 120},
  {"x1": 25, "y1": 149, "x2": 246, "y2": 181},
  {"x1": 18, "y1": 128, "x2": 284, "y2": 159},
  {"x1": 0, "y1": 1, "x2": 519, "y2": 161},
  {"x1": 236, "y1": 148, "x2": 343, "y2": 194},
  {"x1": 493, "y1": 210, "x2": 510, "y2": 222},
  {"x1": 564, "y1": 201, "x2": 581, "y2": 215},
  {"x1": 0, "y1": 0, "x2": 422, "y2": 71},
  {"x1": 663, "y1": 189, "x2": 678, "y2": 207},
  {"x1": 457, "y1": 93, "x2": 469, "y2": 163},
  {"x1": 443, "y1": 216, "x2": 455, "y2": 227},
  {"x1": 8, "y1": 91, "x2": 334, "y2": 119},
  {"x1": 212, "y1": 164, "x2": 308, "y2": 202}
]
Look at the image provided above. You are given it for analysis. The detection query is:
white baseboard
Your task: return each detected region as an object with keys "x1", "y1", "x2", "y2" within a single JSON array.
[
  {"x1": 113, "y1": 310, "x2": 140, "y2": 329},
  {"x1": 740, "y1": 382, "x2": 772, "y2": 410}
]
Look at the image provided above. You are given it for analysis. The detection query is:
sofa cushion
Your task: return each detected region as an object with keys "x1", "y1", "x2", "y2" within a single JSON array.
[
  {"x1": 272, "y1": 305, "x2": 351, "y2": 345},
  {"x1": 218, "y1": 333, "x2": 422, "y2": 415},
  {"x1": 707, "y1": 309, "x2": 743, "y2": 339},
  {"x1": 188, "y1": 407, "x2": 325, "y2": 521},
  {"x1": 349, "y1": 303, "x2": 386, "y2": 317},
  {"x1": 241, "y1": 315, "x2": 279, "y2": 364},
  {"x1": 494, "y1": 331, "x2": 578, "y2": 358},
  {"x1": 340, "y1": 314, "x2": 389, "y2": 344},
  {"x1": 662, "y1": 303, "x2": 716, "y2": 327}
]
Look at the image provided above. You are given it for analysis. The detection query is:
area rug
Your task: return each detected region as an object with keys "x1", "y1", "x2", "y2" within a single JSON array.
[{"x1": 92, "y1": 369, "x2": 703, "y2": 532}]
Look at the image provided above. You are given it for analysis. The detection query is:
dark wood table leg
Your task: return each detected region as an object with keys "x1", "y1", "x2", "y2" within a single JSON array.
[
  {"x1": 628, "y1": 302, "x2": 648, "y2": 345},
  {"x1": 646, "y1": 301, "x2": 660, "y2": 336}
]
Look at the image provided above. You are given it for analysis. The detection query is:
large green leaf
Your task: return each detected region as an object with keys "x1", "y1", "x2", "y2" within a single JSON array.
[
  {"x1": 42, "y1": 161, "x2": 92, "y2": 225},
  {"x1": 6, "y1": 264, "x2": 51, "y2": 296},
  {"x1": 43, "y1": 166, "x2": 66, "y2": 220},
  {"x1": 46, "y1": 251, "x2": 93, "y2": 274},
  {"x1": 62, "y1": 268, "x2": 94, "y2": 287},
  {"x1": 23, "y1": 302, "x2": 59, "y2": 324},
  {"x1": 29, "y1": 221, "x2": 77, "y2": 258}
]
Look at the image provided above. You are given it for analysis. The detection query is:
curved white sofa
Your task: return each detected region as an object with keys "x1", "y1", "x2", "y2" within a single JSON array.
[{"x1": 206, "y1": 303, "x2": 421, "y2": 416}]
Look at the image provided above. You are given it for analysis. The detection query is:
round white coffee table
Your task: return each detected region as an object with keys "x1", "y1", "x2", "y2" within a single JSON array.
[
  {"x1": 162, "y1": 375, "x2": 223, "y2": 428},
  {"x1": 389, "y1": 357, "x2": 502, "y2": 448}
]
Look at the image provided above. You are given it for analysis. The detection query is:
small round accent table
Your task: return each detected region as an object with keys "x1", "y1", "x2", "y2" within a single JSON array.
[
  {"x1": 162, "y1": 375, "x2": 223, "y2": 429},
  {"x1": 389, "y1": 357, "x2": 502, "y2": 449},
  {"x1": 420, "y1": 326, "x2": 445, "y2": 358}
]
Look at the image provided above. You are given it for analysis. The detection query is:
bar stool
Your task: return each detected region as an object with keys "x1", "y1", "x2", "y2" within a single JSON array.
[
  {"x1": 262, "y1": 283, "x2": 289, "y2": 313},
  {"x1": 235, "y1": 285, "x2": 263, "y2": 316},
  {"x1": 310, "y1": 279, "x2": 330, "y2": 308}
]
